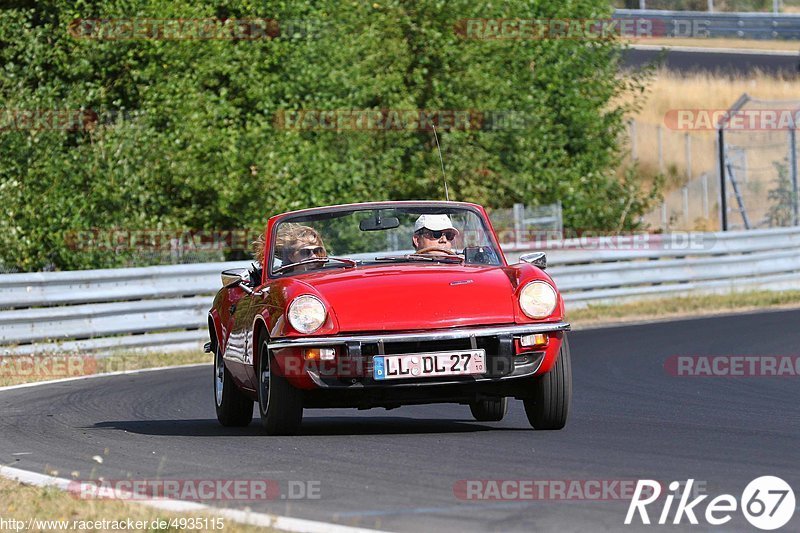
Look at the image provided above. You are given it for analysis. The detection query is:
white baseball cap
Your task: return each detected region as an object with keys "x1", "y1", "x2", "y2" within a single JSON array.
[{"x1": 414, "y1": 214, "x2": 459, "y2": 235}]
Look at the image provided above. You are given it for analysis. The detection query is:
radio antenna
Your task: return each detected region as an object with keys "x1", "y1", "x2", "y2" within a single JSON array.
[{"x1": 431, "y1": 123, "x2": 450, "y2": 201}]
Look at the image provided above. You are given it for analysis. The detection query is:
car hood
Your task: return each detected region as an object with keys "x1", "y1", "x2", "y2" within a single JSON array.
[{"x1": 298, "y1": 264, "x2": 516, "y2": 332}]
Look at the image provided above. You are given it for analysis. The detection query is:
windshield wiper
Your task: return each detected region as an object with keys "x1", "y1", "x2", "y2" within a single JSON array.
[
  {"x1": 375, "y1": 254, "x2": 464, "y2": 264},
  {"x1": 273, "y1": 256, "x2": 358, "y2": 274}
]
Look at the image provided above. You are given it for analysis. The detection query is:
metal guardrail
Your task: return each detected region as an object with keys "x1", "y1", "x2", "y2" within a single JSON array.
[
  {"x1": 614, "y1": 8, "x2": 800, "y2": 40},
  {"x1": 2, "y1": 227, "x2": 800, "y2": 355}
]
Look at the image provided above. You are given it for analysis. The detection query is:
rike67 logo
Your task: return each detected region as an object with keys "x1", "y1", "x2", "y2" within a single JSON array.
[{"x1": 626, "y1": 477, "x2": 795, "y2": 530}]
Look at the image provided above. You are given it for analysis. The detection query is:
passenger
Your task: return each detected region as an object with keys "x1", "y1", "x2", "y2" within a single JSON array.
[{"x1": 275, "y1": 223, "x2": 328, "y2": 272}]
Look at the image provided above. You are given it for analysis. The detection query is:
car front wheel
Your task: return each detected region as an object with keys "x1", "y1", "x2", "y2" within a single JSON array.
[
  {"x1": 258, "y1": 340, "x2": 304, "y2": 435},
  {"x1": 523, "y1": 335, "x2": 572, "y2": 430},
  {"x1": 213, "y1": 343, "x2": 253, "y2": 427}
]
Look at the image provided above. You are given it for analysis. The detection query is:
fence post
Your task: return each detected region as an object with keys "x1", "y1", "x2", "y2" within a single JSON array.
[
  {"x1": 513, "y1": 203, "x2": 523, "y2": 248},
  {"x1": 682, "y1": 187, "x2": 690, "y2": 226},
  {"x1": 790, "y1": 126, "x2": 799, "y2": 225},
  {"x1": 657, "y1": 125, "x2": 664, "y2": 173},
  {"x1": 639, "y1": 0, "x2": 646, "y2": 9},
  {"x1": 555, "y1": 200, "x2": 563, "y2": 237},
  {"x1": 718, "y1": 128, "x2": 728, "y2": 231},
  {"x1": 701, "y1": 173, "x2": 709, "y2": 219},
  {"x1": 708, "y1": 0, "x2": 714, "y2": 12},
  {"x1": 684, "y1": 133, "x2": 692, "y2": 180}
]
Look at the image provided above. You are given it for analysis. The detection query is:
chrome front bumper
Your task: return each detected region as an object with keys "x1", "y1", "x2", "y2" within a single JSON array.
[
  {"x1": 268, "y1": 322, "x2": 570, "y2": 389},
  {"x1": 267, "y1": 322, "x2": 570, "y2": 350}
]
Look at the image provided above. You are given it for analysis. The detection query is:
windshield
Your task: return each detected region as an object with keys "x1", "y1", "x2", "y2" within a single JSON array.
[{"x1": 269, "y1": 205, "x2": 503, "y2": 276}]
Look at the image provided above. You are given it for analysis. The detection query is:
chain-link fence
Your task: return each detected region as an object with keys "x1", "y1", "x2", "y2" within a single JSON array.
[
  {"x1": 631, "y1": 120, "x2": 721, "y2": 230},
  {"x1": 638, "y1": 96, "x2": 800, "y2": 231},
  {"x1": 487, "y1": 203, "x2": 563, "y2": 249},
  {"x1": 719, "y1": 96, "x2": 799, "y2": 230}
]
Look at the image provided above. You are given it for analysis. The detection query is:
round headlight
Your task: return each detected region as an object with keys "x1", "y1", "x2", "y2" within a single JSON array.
[
  {"x1": 288, "y1": 295, "x2": 327, "y2": 334},
  {"x1": 519, "y1": 281, "x2": 558, "y2": 319}
]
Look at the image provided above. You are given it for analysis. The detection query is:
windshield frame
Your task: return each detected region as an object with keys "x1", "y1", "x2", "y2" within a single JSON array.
[{"x1": 266, "y1": 201, "x2": 505, "y2": 279}]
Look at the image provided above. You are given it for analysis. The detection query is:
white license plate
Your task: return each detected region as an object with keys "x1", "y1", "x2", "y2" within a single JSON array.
[{"x1": 373, "y1": 350, "x2": 485, "y2": 381}]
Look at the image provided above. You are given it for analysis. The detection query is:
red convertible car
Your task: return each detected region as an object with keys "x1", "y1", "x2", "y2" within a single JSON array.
[{"x1": 206, "y1": 201, "x2": 571, "y2": 435}]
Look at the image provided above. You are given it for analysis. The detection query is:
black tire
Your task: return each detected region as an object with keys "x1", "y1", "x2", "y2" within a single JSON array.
[
  {"x1": 469, "y1": 397, "x2": 508, "y2": 422},
  {"x1": 258, "y1": 340, "x2": 304, "y2": 435},
  {"x1": 213, "y1": 343, "x2": 253, "y2": 427},
  {"x1": 523, "y1": 335, "x2": 572, "y2": 430}
]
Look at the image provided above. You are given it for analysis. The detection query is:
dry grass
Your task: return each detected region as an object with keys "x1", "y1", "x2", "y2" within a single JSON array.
[
  {"x1": 0, "y1": 476, "x2": 270, "y2": 532},
  {"x1": 568, "y1": 289, "x2": 800, "y2": 328},
  {"x1": 0, "y1": 349, "x2": 210, "y2": 387},
  {"x1": 627, "y1": 37, "x2": 800, "y2": 51},
  {"x1": 625, "y1": 68, "x2": 800, "y2": 126}
]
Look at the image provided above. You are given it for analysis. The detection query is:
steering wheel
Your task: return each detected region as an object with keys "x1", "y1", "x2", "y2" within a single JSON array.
[{"x1": 414, "y1": 246, "x2": 457, "y2": 255}]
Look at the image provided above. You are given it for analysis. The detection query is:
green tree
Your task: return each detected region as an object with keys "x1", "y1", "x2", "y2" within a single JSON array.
[{"x1": 0, "y1": 0, "x2": 656, "y2": 271}]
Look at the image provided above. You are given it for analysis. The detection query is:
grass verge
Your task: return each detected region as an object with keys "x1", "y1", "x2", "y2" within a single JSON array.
[
  {"x1": 568, "y1": 289, "x2": 800, "y2": 328},
  {"x1": 0, "y1": 349, "x2": 210, "y2": 388},
  {"x1": 0, "y1": 476, "x2": 271, "y2": 532}
]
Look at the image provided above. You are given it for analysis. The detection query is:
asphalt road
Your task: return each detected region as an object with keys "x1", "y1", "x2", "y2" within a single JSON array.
[
  {"x1": 1, "y1": 309, "x2": 799, "y2": 532},
  {"x1": 623, "y1": 47, "x2": 800, "y2": 75}
]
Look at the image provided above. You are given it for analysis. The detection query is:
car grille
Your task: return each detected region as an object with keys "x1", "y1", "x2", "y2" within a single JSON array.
[{"x1": 346, "y1": 333, "x2": 514, "y2": 380}]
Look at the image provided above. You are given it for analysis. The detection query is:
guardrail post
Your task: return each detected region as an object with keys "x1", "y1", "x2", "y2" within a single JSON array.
[
  {"x1": 790, "y1": 125, "x2": 798, "y2": 225},
  {"x1": 639, "y1": 0, "x2": 646, "y2": 9},
  {"x1": 657, "y1": 125, "x2": 664, "y2": 173},
  {"x1": 718, "y1": 128, "x2": 728, "y2": 231}
]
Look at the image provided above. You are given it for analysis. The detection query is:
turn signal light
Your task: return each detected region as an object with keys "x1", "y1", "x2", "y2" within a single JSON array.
[
  {"x1": 520, "y1": 333, "x2": 548, "y2": 347},
  {"x1": 304, "y1": 347, "x2": 336, "y2": 361}
]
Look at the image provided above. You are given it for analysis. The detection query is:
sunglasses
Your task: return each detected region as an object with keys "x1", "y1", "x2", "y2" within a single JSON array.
[
  {"x1": 296, "y1": 246, "x2": 326, "y2": 259},
  {"x1": 421, "y1": 229, "x2": 456, "y2": 241}
]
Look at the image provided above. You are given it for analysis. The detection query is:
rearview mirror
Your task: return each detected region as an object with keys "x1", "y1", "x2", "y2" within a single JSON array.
[
  {"x1": 519, "y1": 252, "x2": 547, "y2": 270},
  {"x1": 221, "y1": 268, "x2": 248, "y2": 287},
  {"x1": 359, "y1": 213, "x2": 400, "y2": 231}
]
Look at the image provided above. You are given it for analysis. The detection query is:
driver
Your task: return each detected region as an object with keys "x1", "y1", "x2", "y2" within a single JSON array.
[
  {"x1": 412, "y1": 214, "x2": 459, "y2": 255},
  {"x1": 275, "y1": 223, "x2": 328, "y2": 271}
]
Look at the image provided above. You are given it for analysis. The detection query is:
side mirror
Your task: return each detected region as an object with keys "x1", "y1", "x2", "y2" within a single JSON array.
[
  {"x1": 519, "y1": 251, "x2": 547, "y2": 270},
  {"x1": 221, "y1": 268, "x2": 249, "y2": 287}
]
